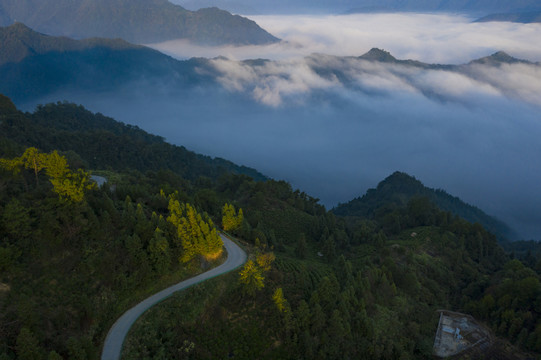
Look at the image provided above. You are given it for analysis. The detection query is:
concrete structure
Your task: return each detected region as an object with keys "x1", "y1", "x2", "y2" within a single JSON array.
[{"x1": 433, "y1": 310, "x2": 491, "y2": 358}]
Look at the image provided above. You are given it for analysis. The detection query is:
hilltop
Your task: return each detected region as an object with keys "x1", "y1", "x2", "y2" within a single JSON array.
[{"x1": 333, "y1": 171, "x2": 518, "y2": 240}]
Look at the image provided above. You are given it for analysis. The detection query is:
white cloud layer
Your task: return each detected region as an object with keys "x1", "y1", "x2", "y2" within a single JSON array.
[
  {"x1": 207, "y1": 54, "x2": 541, "y2": 107},
  {"x1": 149, "y1": 13, "x2": 541, "y2": 63}
]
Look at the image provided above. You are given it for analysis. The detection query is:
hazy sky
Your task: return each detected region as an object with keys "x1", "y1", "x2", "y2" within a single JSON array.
[{"x1": 41, "y1": 13, "x2": 541, "y2": 239}]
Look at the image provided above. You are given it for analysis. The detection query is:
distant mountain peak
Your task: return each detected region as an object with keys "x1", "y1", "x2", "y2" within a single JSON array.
[
  {"x1": 359, "y1": 48, "x2": 397, "y2": 62},
  {"x1": 470, "y1": 51, "x2": 529, "y2": 66}
]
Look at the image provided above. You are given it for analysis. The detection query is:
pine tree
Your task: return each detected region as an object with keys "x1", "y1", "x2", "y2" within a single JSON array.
[
  {"x1": 273, "y1": 287, "x2": 287, "y2": 312},
  {"x1": 295, "y1": 233, "x2": 307, "y2": 259},
  {"x1": 239, "y1": 260, "x2": 264, "y2": 296},
  {"x1": 222, "y1": 203, "x2": 243, "y2": 231},
  {"x1": 167, "y1": 199, "x2": 223, "y2": 262},
  {"x1": 42, "y1": 150, "x2": 95, "y2": 202},
  {"x1": 148, "y1": 227, "x2": 171, "y2": 275}
]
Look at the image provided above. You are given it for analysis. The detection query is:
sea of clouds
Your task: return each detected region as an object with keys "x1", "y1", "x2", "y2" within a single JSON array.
[
  {"x1": 149, "y1": 13, "x2": 541, "y2": 63},
  {"x1": 69, "y1": 14, "x2": 541, "y2": 239}
]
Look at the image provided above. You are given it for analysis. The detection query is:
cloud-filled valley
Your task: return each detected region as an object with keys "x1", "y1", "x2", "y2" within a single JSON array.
[
  {"x1": 149, "y1": 13, "x2": 541, "y2": 63},
  {"x1": 12, "y1": 14, "x2": 541, "y2": 240},
  {"x1": 207, "y1": 52, "x2": 541, "y2": 107}
]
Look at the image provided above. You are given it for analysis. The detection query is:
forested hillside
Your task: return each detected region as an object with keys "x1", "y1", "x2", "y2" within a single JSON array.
[
  {"x1": 0, "y1": 95, "x2": 265, "y2": 181},
  {"x1": 1, "y1": 95, "x2": 540, "y2": 359},
  {"x1": 333, "y1": 171, "x2": 517, "y2": 240}
]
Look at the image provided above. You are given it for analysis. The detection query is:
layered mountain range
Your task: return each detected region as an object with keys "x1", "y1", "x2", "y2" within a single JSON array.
[
  {"x1": 0, "y1": 0, "x2": 279, "y2": 45},
  {"x1": 1, "y1": 23, "x2": 537, "y2": 106}
]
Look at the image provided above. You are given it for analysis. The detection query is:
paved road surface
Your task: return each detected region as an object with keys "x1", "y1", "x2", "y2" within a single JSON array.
[{"x1": 101, "y1": 234, "x2": 246, "y2": 360}]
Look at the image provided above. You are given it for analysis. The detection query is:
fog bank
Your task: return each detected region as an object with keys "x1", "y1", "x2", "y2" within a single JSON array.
[{"x1": 149, "y1": 13, "x2": 541, "y2": 63}]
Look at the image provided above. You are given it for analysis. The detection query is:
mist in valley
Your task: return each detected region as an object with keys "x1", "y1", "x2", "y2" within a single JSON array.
[{"x1": 23, "y1": 13, "x2": 541, "y2": 240}]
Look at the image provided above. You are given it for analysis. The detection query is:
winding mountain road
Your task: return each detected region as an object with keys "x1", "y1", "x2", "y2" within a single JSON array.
[{"x1": 101, "y1": 234, "x2": 247, "y2": 360}]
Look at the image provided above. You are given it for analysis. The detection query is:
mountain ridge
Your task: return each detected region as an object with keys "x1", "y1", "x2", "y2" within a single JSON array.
[
  {"x1": 1, "y1": 24, "x2": 536, "y2": 109},
  {"x1": 0, "y1": 0, "x2": 279, "y2": 45},
  {"x1": 0, "y1": 93, "x2": 267, "y2": 182},
  {"x1": 0, "y1": 22, "x2": 141, "y2": 66},
  {"x1": 475, "y1": 10, "x2": 541, "y2": 24}
]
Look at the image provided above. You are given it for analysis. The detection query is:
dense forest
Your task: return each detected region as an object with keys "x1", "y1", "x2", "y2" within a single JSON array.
[{"x1": 0, "y1": 95, "x2": 540, "y2": 359}]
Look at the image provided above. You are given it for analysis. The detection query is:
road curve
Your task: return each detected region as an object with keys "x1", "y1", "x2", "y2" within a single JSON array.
[{"x1": 101, "y1": 234, "x2": 247, "y2": 360}]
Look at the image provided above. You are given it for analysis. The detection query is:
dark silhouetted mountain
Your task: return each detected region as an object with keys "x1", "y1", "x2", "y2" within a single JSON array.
[
  {"x1": 0, "y1": 22, "x2": 140, "y2": 66},
  {"x1": 0, "y1": 23, "x2": 217, "y2": 103},
  {"x1": 0, "y1": 0, "x2": 279, "y2": 45},
  {"x1": 475, "y1": 10, "x2": 541, "y2": 23},
  {"x1": 333, "y1": 171, "x2": 518, "y2": 240}
]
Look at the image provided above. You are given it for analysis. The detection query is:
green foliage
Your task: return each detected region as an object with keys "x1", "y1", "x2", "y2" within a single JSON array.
[
  {"x1": 295, "y1": 233, "x2": 308, "y2": 259},
  {"x1": 16, "y1": 328, "x2": 43, "y2": 360},
  {"x1": 0, "y1": 95, "x2": 534, "y2": 359},
  {"x1": 148, "y1": 227, "x2": 171, "y2": 275}
]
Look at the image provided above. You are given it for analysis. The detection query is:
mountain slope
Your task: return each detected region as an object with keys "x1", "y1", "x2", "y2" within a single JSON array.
[
  {"x1": 0, "y1": 0, "x2": 279, "y2": 45},
  {"x1": 333, "y1": 171, "x2": 517, "y2": 240}
]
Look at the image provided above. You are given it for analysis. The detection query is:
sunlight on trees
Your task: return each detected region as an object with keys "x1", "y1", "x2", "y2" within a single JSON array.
[
  {"x1": 239, "y1": 260, "x2": 264, "y2": 296},
  {"x1": 0, "y1": 148, "x2": 95, "y2": 202},
  {"x1": 221, "y1": 203, "x2": 243, "y2": 231},
  {"x1": 272, "y1": 287, "x2": 287, "y2": 313},
  {"x1": 167, "y1": 198, "x2": 223, "y2": 263}
]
